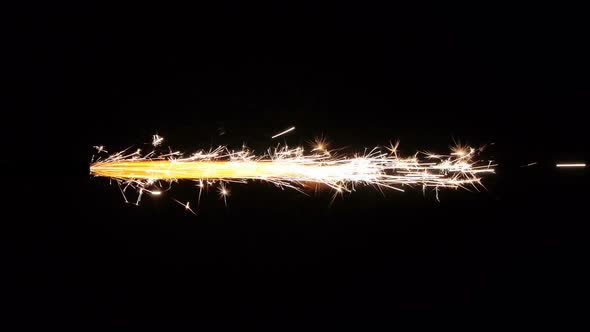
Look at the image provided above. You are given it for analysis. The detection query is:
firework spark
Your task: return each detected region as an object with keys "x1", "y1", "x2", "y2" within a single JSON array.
[
  {"x1": 271, "y1": 126, "x2": 296, "y2": 139},
  {"x1": 90, "y1": 136, "x2": 495, "y2": 207},
  {"x1": 152, "y1": 134, "x2": 164, "y2": 147},
  {"x1": 556, "y1": 163, "x2": 586, "y2": 168}
]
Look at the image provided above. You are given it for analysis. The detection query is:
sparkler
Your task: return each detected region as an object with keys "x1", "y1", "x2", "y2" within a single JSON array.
[{"x1": 90, "y1": 135, "x2": 495, "y2": 207}]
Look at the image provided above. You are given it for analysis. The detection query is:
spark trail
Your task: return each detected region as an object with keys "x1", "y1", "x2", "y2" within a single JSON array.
[{"x1": 90, "y1": 137, "x2": 495, "y2": 205}]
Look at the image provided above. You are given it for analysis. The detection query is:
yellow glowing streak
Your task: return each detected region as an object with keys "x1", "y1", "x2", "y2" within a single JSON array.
[
  {"x1": 91, "y1": 155, "x2": 493, "y2": 191},
  {"x1": 91, "y1": 160, "x2": 394, "y2": 181}
]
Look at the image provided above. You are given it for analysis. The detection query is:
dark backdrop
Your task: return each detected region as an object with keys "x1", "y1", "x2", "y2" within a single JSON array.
[{"x1": 4, "y1": 1, "x2": 588, "y2": 327}]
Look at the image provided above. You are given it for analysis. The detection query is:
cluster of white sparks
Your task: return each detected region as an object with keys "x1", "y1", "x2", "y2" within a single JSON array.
[{"x1": 90, "y1": 134, "x2": 495, "y2": 211}]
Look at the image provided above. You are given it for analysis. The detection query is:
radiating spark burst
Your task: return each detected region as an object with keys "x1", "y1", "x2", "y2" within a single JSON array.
[
  {"x1": 218, "y1": 183, "x2": 230, "y2": 207},
  {"x1": 90, "y1": 137, "x2": 495, "y2": 207}
]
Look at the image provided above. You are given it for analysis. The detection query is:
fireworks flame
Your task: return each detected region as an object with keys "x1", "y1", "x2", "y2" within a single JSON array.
[{"x1": 90, "y1": 135, "x2": 495, "y2": 207}]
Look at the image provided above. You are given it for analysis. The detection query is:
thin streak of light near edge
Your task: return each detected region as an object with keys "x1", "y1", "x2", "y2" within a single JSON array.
[
  {"x1": 271, "y1": 126, "x2": 296, "y2": 139},
  {"x1": 556, "y1": 163, "x2": 586, "y2": 168}
]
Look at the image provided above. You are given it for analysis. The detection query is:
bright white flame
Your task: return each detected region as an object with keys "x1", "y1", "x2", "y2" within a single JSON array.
[{"x1": 556, "y1": 163, "x2": 586, "y2": 168}]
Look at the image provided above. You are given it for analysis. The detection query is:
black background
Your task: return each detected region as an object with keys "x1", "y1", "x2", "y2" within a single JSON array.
[{"x1": 5, "y1": 1, "x2": 588, "y2": 327}]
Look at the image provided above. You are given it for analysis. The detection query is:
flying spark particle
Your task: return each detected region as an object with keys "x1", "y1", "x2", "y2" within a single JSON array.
[
  {"x1": 94, "y1": 145, "x2": 107, "y2": 153},
  {"x1": 271, "y1": 126, "x2": 295, "y2": 139},
  {"x1": 173, "y1": 199, "x2": 196, "y2": 215},
  {"x1": 152, "y1": 134, "x2": 164, "y2": 147},
  {"x1": 218, "y1": 184, "x2": 230, "y2": 207}
]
